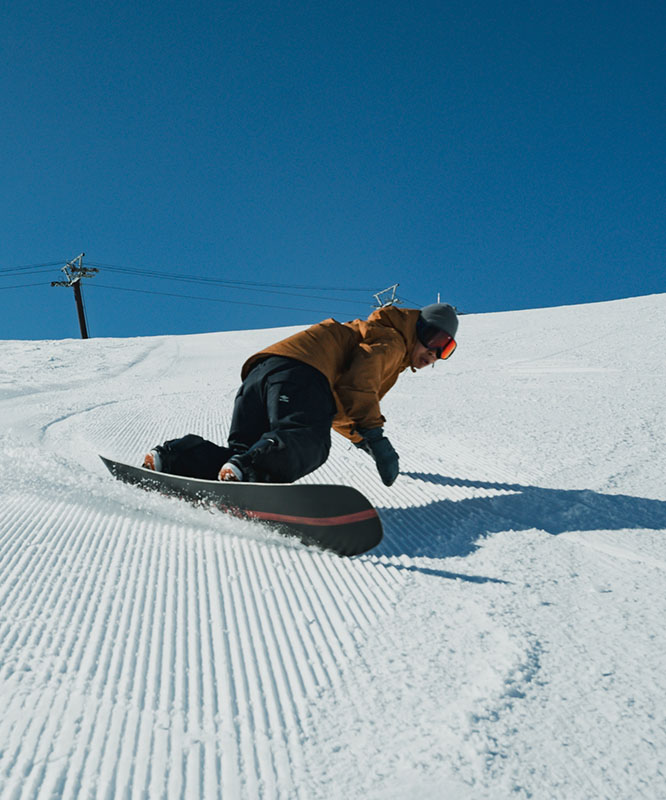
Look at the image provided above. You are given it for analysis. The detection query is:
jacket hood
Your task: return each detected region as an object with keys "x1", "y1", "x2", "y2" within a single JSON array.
[{"x1": 363, "y1": 305, "x2": 421, "y2": 346}]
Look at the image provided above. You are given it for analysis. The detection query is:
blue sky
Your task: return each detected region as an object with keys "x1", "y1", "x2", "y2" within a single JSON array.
[{"x1": 1, "y1": 0, "x2": 664, "y2": 340}]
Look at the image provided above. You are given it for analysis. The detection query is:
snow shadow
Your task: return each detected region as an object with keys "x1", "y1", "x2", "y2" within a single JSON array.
[
  {"x1": 383, "y1": 561, "x2": 509, "y2": 584},
  {"x1": 376, "y1": 473, "x2": 666, "y2": 560}
]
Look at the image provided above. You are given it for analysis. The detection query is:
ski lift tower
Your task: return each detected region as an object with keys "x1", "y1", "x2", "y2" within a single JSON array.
[
  {"x1": 372, "y1": 284, "x2": 402, "y2": 308},
  {"x1": 51, "y1": 253, "x2": 98, "y2": 339}
]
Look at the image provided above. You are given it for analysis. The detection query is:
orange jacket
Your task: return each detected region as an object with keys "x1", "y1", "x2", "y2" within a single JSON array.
[{"x1": 241, "y1": 306, "x2": 420, "y2": 442}]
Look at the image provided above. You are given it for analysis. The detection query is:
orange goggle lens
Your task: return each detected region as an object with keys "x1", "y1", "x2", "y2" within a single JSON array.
[
  {"x1": 425, "y1": 331, "x2": 457, "y2": 360},
  {"x1": 437, "y1": 337, "x2": 457, "y2": 360}
]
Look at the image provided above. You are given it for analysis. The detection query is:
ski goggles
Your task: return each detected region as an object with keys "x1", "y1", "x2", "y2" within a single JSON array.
[{"x1": 419, "y1": 323, "x2": 457, "y2": 360}]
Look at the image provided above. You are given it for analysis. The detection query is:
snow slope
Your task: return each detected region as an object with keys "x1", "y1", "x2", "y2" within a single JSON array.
[{"x1": 1, "y1": 294, "x2": 665, "y2": 799}]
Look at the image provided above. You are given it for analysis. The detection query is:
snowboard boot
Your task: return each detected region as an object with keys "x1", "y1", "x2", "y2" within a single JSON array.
[
  {"x1": 217, "y1": 437, "x2": 279, "y2": 483},
  {"x1": 218, "y1": 462, "x2": 243, "y2": 481},
  {"x1": 143, "y1": 447, "x2": 165, "y2": 472}
]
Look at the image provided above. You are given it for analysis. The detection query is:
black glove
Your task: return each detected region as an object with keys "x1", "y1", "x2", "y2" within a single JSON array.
[{"x1": 354, "y1": 427, "x2": 399, "y2": 486}]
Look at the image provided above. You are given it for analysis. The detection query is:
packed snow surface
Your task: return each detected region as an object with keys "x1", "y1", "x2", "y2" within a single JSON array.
[{"x1": 1, "y1": 294, "x2": 665, "y2": 799}]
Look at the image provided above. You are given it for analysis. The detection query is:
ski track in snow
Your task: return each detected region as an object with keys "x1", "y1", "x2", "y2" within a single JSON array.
[{"x1": 1, "y1": 297, "x2": 666, "y2": 798}]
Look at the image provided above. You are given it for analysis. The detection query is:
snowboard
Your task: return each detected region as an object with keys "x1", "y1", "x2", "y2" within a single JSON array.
[{"x1": 100, "y1": 456, "x2": 383, "y2": 556}]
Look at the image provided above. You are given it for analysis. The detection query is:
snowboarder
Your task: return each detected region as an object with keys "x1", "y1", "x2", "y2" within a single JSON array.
[{"x1": 142, "y1": 302, "x2": 458, "y2": 486}]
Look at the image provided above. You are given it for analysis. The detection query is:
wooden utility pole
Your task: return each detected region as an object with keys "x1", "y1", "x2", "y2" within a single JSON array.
[{"x1": 51, "y1": 253, "x2": 98, "y2": 338}]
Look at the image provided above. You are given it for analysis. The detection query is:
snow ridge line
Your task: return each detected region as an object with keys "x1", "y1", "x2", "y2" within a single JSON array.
[{"x1": 38, "y1": 396, "x2": 231, "y2": 468}]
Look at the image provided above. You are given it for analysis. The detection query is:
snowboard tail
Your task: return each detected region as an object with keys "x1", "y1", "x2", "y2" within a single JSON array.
[{"x1": 100, "y1": 455, "x2": 382, "y2": 556}]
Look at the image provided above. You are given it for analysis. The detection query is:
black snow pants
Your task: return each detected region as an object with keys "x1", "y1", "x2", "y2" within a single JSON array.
[{"x1": 158, "y1": 357, "x2": 337, "y2": 483}]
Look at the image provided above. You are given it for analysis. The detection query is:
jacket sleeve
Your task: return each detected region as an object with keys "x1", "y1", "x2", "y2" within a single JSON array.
[{"x1": 333, "y1": 330, "x2": 406, "y2": 439}]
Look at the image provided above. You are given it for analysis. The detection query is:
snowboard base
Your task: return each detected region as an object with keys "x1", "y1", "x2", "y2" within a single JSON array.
[{"x1": 100, "y1": 456, "x2": 382, "y2": 556}]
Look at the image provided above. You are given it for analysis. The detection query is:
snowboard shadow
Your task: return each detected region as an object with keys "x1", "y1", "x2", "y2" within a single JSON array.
[{"x1": 375, "y1": 472, "x2": 666, "y2": 561}]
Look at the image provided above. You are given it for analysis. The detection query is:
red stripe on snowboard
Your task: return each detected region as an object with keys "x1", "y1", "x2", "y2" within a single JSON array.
[{"x1": 246, "y1": 508, "x2": 378, "y2": 527}]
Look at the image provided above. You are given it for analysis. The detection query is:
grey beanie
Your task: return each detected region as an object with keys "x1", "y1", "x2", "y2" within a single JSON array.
[{"x1": 419, "y1": 303, "x2": 459, "y2": 339}]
